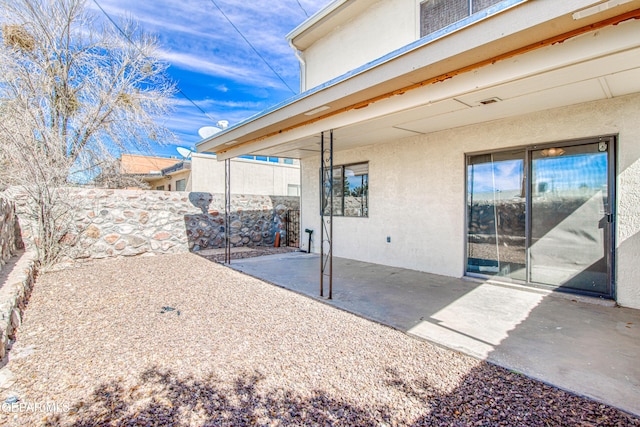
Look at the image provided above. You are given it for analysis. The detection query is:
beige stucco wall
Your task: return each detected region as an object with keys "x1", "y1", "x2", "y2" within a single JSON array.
[
  {"x1": 303, "y1": 0, "x2": 419, "y2": 89},
  {"x1": 148, "y1": 168, "x2": 192, "y2": 192},
  {"x1": 300, "y1": 93, "x2": 640, "y2": 309},
  {"x1": 191, "y1": 154, "x2": 301, "y2": 196}
]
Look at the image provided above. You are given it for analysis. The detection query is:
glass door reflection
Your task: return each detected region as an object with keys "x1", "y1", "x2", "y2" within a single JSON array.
[
  {"x1": 530, "y1": 143, "x2": 610, "y2": 294},
  {"x1": 467, "y1": 151, "x2": 526, "y2": 281}
]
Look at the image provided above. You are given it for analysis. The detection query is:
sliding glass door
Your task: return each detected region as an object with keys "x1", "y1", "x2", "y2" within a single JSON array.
[
  {"x1": 530, "y1": 142, "x2": 611, "y2": 294},
  {"x1": 467, "y1": 150, "x2": 526, "y2": 281},
  {"x1": 466, "y1": 138, "x2": 614, "y2": 297}
]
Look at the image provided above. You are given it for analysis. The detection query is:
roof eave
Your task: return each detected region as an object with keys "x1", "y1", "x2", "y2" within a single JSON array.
[
  {"x1": 196, "y1": 0, "x2": 640, "y2": 159},
  {"x1": 285, "y1": 0, "x2": 350, "y2": 45},
  {"x1": 195, "y1": 0, "x2": 529, "y2": 155}
]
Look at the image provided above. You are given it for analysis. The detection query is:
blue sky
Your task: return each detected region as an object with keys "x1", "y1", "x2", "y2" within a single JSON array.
[
  {"x1": 468, "y1": 153, "x2": 607, "y2": 198},
  {"x1": 90, "y1": 0, "x2": 329, "y2": 158}
]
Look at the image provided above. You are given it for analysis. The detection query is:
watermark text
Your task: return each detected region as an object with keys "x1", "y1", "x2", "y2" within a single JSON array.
[{"x1": 2, "y1": 401, "x2": 70, "y2": 413}]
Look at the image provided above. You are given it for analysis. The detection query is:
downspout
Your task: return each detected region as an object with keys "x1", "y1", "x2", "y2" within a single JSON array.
[{"x1": 289, "y1": 39, "x2": 306, "y2": 92}]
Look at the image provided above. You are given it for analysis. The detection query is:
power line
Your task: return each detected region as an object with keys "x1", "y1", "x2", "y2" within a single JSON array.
[
  {"x1": 91, "y1": 0, "x2": 218, "y2": 124},
  {"x1": 296, "y1": 0, "x2": 309, "y2": 17},
  {"x1": 207, "y1": 0, "x2": 297, "y2": 95}
]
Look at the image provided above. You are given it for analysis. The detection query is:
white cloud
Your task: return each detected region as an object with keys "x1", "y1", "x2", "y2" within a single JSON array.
[
  {"x1": 91, "y1": 0, "x2": 329, "y2": 151},
  {"x1": 158, "y1": 49, "x2": 242, "y2": 78}
]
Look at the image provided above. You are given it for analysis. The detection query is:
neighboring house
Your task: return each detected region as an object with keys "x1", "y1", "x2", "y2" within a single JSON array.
[
  {"x1": 145, "y1": 159, "x2": 191, "y2": 192},
  {"x1": 119, "y1": 154, "x2": 180, "y2": 175},
  {"x1": 116, "y1": 153, "x2": 301, "y2": 196},
  {"x1": 118, "y1": 154, "x2": 179, "y2": 175},
  {"x1": 197, "y1": 0, "x2": 640, "y2": 310},
  {"x1": 113, "y1": 153, "x2": 180, "y2": 190}
]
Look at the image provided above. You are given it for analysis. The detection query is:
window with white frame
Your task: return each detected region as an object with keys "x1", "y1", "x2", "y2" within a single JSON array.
[{"x1": 175, "y1": 179, "x2": 186, "y2": 191}]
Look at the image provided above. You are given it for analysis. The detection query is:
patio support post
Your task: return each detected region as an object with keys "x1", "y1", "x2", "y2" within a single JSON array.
[
  {"x1": 320, "y1": 132, "x2": 324, "y2": 297},
  {"x1": 225, "y1": 158, "x2": 231, "y2": 264},
  {"x1": 320, "y1": 130, "x2": 334, "y2": 299}
]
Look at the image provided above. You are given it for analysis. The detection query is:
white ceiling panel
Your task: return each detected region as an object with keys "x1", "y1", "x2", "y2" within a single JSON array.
[
  {"x1": 332, "y1": 121, "x2": 421, "y2": 141},
  {"x1": 397, "y1": 79, "x2": 607, "y2": 135},
  {"x1": 604, "y1": 67, "x2": 640, "y2": 97},
  {"x1": 256, "y1": 136, "x2": 319, "y2": 157},
  {"x1": 454, "y1": 47, "x2": 640, "y2": 107},
  {"x1": 360, "y1": 98, "x2": 469, "y2": 133}
]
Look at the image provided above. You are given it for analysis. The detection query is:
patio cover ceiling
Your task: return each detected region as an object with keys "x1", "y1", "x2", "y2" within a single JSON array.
[{"x1": 197, "y1": 1, "x2": 640, "y2": 161}]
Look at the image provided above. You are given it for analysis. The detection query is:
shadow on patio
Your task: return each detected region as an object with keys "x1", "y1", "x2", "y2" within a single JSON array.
[{"x1": 227, "y1": 251, "x2": 640, "y2": 417}]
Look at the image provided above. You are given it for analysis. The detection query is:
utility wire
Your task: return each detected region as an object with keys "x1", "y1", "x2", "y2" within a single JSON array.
[
  {"x1": 91, "y1": 0, "x2": 218, "y2": 124},
  {"x1": 296, "y1": 0, "x2": 309, "y2": 17},
  {"x1": 207, "y1": 0, "x2": 297, "y2": 95}
]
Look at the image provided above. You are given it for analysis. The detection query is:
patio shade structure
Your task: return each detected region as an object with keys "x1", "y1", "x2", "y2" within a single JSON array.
[{"x1": 197, "y1": 0, "x2": 640, "y2": 302}]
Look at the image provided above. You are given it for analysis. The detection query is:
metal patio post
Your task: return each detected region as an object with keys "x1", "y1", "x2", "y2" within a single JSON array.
[
  {"x1": 320, "y1": 130, "x2": 334, "y2": 299},
  {"x1": 225, "y1": 158, "x2": 231, "y2": 264}
]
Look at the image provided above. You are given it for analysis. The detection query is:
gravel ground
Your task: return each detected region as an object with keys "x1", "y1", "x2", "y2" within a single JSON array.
[
  {"x1": 197, "y1": 246, "x2": 299, "y2": 263},
  {"x1": 0, "y1": 253, "x2": 638, "y2": 426}
]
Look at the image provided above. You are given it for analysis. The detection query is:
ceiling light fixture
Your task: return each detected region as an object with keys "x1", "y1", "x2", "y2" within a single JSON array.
[
  {"x1": 540, "y1": 147, "x2": 565, "y2": 157},
  {"x1": 572, "y1": 0, "x2": 633, "y2": 20}
]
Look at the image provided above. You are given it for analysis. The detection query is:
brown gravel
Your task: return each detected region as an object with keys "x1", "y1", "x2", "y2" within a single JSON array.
[
  {"x1": 197, "y1": 246, "x2": 299, "y2": 263},
  {"x1": 0, "y1": 253, "x2": 638, "y2": 426}
]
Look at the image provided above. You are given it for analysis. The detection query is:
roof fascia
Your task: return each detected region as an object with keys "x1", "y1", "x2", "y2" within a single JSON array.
[
  {"x1": 197, "y1": 0, "x2": 640, "y2": 157},
  {"x1": 287, "y1": 0, "x2": 371, "y2": 50},
  {"x1": 286, "y1": 0, "x2": 349, "y2": 41}
]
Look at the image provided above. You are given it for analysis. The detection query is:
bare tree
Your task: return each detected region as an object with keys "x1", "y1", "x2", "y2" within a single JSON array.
[{"x1": 0, "y1": 0, "x2": 176, "y2": 266}]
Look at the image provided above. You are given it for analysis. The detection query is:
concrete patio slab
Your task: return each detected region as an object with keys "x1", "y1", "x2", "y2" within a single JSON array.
[{"x1": 226, "y1": 251, "x2": 640, "y2": 416}]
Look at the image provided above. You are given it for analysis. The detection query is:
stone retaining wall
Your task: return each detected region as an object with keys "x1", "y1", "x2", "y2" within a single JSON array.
[
  {"x1": 0, "y1": 198, "x2": 21, "y2": 273},
  {"x1": 185, "y1": 192, "x2": 298, "y2": 251},
  {"x1": 0, "y1": 252, "x2": 36, "y2": 360},
  {"x1": 9, "y1": 188, "x2": 299, "y2": 261},
  {"x1": 0, "y1": 196, "x2": 34, "y2": 361}
]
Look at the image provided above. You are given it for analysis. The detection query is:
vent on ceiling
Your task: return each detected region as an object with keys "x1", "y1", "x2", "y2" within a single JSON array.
[{"x1": 479, "y1": 97, "x2": 502, "y2": 105}]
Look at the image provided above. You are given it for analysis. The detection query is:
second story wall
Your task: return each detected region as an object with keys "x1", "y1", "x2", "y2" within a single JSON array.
[
  {"x1": 300, "y1": 0, "x2": 420, "y2": 90},
  {"x1": 294, "y1": 0, "x2": 516, "y2": 90}
]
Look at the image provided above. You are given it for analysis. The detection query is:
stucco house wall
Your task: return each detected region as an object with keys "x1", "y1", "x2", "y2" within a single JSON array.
[
  {"x1": 191, "y1": 153, "x2": 301, "y2": 196},
  {"x1": 300, "y1": 93, "x2": 640, "y2": 308},
  {"x1": 148, "y1": 168, "x2": 192, "y2": 192},
  {"x1": 301, "y1": 0, "x2": 419, "y2": 89},
  {"x1": 196, "y1": 0, "x2": 640, "y2": 309}
]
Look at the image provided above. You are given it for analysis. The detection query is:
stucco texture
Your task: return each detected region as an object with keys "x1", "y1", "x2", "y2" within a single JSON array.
[{"x1": 301, "y1": 93, "x2": 640, "y2": 309}]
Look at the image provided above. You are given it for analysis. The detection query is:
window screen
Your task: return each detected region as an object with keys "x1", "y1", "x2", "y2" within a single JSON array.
[
  {"x1": 420, "y1": 0, "x2": 504, "y2": 37},
  {"x1": 420, "y1": 0, "x2": 468, "y2": 37}
]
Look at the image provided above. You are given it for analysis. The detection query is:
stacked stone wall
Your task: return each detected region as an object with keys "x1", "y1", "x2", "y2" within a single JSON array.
[
  {"x1": 9, "y1": 188, "x2": 299, "y2": 261},
  {"x1": 0, "y1": 197, "x2": 21, "y2": 272},
  {"x1": 0, "y1": 197, "x2": 33, "y2": 361},
  {"x1": 184, "y1": 192, "x2": 299, "y2": 251}
]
